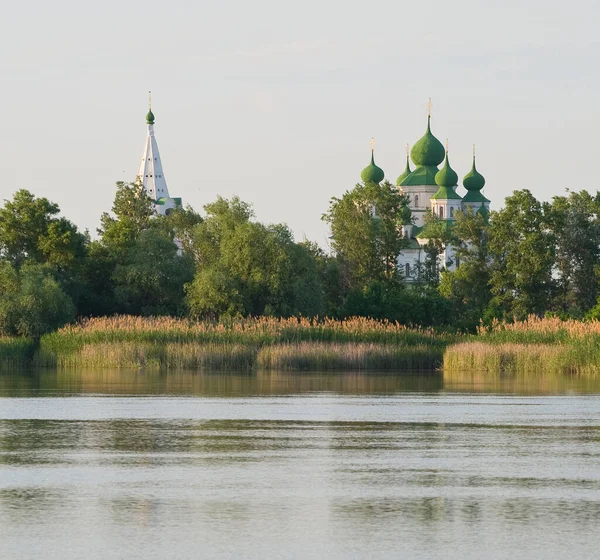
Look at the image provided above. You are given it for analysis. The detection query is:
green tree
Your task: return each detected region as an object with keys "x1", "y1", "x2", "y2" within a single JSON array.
[
  {"x1": 98, "y1": 179, "x2": 154, "y2": 255},
  {"x1": 323, "y1": 181, "x2": 408, "y2": 291},
  {"x1": 487, "y1": 190, "x2": 555, "y2": 320},
  {"x1": 439, "y1": 207, "x2": 491, "y2": 329},
  {"x1": 112, "y1": 229, "x2": 194, "y2": 316},
  {"x1": 548, "y1": 191, "x2": 600, "y2": 316},
  {"x1": 186, "y1": 197, "x2": 325, "y2": 318},
  {"x1": 0, "y1": 190, "x2": 86, "y2": 270},
  {"x1": 412, "y1": 210, "x2": 453, "y2": 290},
  {"x1": 0, "y1": 263, "x2": 75, "y2": 338}
]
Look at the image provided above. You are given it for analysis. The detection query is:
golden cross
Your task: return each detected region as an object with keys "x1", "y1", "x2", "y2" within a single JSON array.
[
  {"x1": 473, "y1": 144, "x2": 476, "y2": 160},
  {"x1": 148, "y1": 90, "x2": 152, "y2": 110},
  {"x1": 427, "y1": 97, "x2": 432, "y2": 117},
  {"x1": 445, "y1": 138, "x2": 449, "y2": 153},
  {"x1": 405, "y1": 143, "x2": 409, "y2": 156},
  {"x1": 370, "y1": 137, "x2": 375, "y2": 152}
]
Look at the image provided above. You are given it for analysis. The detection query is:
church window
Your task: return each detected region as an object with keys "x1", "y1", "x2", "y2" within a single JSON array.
[
  {"x1": 415, "y1": 195, "x2": 419, "y2": 207},
  {"x1": 439, "y1": 207, "x2": 444, "y2": 218},
  {"x1": 405, "y1": 263, "x2": 410, "y2": 277},
  {"x1": 450, "y1": 207, "x2": 454, "y2": 218}
]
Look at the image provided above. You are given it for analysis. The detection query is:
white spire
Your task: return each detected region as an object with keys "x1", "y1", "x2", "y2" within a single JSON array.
[{"x1": 137, "y1": 96, "x2": 170, "y2": 202}]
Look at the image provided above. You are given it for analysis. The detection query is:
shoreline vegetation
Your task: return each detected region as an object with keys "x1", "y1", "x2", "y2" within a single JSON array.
[
  {"x1": 1, "y1": 315, "x2": 600, "y2": 376},
  {"x1": 34, "y1": 316, "x2": 454, "y2": 372}
]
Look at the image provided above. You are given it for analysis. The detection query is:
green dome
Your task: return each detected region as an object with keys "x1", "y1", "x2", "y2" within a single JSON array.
[
  {"x1": 410, "y1": 116, "x2": 445, "y2": 167},
  {"x1": 463, "y1": 158, "x2": 486, "y2": 191},
  {"x1": 396, "y1": 154, "x2": 412, "y2": 186},
  {"x1": 146, "y1": 109, "x2": 155, "y2": 125},
  {"x1": 399, "y1": 203, "x2": 412, "y2": 225},
  {"x1": 361, "y1": 152, "x2": 385, "y2": 184},
  {"x1": 435, "y1": 153, "x2": 458, "y2": 187}
]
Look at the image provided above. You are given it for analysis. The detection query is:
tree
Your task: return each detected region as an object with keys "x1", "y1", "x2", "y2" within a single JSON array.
[
  {"x1": 439, "y1": 207, "x2": 492, "y2": 329},
  {"x1": 186, "y1": 197, "x2": 325, "y2": 318},
  {"x1": 487, "y1": 190, "x2": 555, "y2": 320},
  {"x1": 112, "y1": 229, "x2": 194, "y2": 316},
  {"x1": 323, "y1": 181, "x2": 408, "y2": 291},
  {"x1": 548, "y1": 191, "x2": 600, "y2": 316},
  {"x1": 0, "y1": 190, "x2": 86, "y2": 270},
  {"x1": 412, "y1": 210, "x2": 453, "y2": 291},
  {"x1": 98, "y1": 179, "x2": 154, "y2": 255},
  {"x1": 0, "y1": 263, "x2": 75, "y2": 338}
]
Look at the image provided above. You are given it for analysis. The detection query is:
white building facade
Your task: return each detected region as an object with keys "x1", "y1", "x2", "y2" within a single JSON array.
[{"x1": 359, "y1": 110, "x2": 490, "y2": 282}]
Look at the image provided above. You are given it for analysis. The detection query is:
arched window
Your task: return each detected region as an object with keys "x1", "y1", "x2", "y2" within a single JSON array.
[
  {"x1": 415, "y1": 195, "x2": 419, "y2": 208},
  {"x1": 450, "y1": 207, "x2": 454, "y2": 218},
  {"x1": 405, "y1": 263, "x2": 410, "y2": 277},
  {"x1": 439, "y1": 206, "x2": 444, "y2": 218}
]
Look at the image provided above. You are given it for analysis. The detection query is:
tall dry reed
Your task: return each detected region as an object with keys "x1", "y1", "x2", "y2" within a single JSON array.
[{"x1": 37, "y1": 315, "x2": 455, "y2": 370}]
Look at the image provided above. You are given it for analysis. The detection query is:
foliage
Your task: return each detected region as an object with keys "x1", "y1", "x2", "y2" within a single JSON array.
[
  {"x1": 0, "y1": 190, "x2": 87, "y2": 270},
  {"x1": 0, "y1": 263, "x2": 75, "y2": 338},
  {"x1": 186, "y1": 197, "x2": 325, "y2": 318},
  {"x1": 98, "y1": 178, "x2": 155, "y2": 255},
  {"x1": 548, "y1": 191, "x2": 600, "y2": 316},
  {"x1": 112, "y1": 229, "x2": 194, "y2": 316},
  {"x1": 487, "y1": 190, "x2": 555, "y2": 320},
  {"x1": 323, "y1": 180, "x2": 408, "y2": 291},
  {"x1": 439, "y1": 208, "x2": 491, "y2": 329}
]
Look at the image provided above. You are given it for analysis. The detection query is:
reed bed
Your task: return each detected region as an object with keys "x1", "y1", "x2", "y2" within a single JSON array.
[
  {"x1": 256, "y1": 343, "x2": 442, "y2": 371},
  {"x1": 47, "y1": 342, "x2": 257, "y2": 370},
  {"x1": 37, "y1": 315, "x2": 455, "y2": 371},
  {"x1": 477, "y1": 315, "x2": 600, "y2": 344},
  {"x1": 444, "y1": 338, "x2": 600, "y2": 377},
  {"x1": 0, "y1": 337, "x2": 36, "y2": 368},
  {"x1": 38, "y1": 340, "x2": 440, "y2": 372}
]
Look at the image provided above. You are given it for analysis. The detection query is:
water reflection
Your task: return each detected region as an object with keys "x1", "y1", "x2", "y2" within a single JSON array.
[
  {"x1": 2, "y1": 370, "x2": 600, "y2": 559},
  {"x1": 3, "y1": 367, "x2": 600, "y2": 397}
]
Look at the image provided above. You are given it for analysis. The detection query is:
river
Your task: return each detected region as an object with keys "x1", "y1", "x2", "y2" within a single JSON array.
[{"x1": 1, "y1": 370, "x2": 600, "y2": 559}]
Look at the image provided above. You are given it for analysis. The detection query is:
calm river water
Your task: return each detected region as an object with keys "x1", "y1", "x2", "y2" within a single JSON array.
[{"x1": 2, "y1": 370, "x2": 600, "y2": 559}]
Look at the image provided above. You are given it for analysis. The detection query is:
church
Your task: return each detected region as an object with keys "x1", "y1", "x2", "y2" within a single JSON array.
[
  {"x1": 359, "y1": 103, "x2": 490, "y2": 282},
  {"x1": 137, "y1": 96, "x2": 182, "y2": 215}
]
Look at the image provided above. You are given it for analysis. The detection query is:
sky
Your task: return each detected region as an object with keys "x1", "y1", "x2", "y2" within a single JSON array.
[{"x1": 1, "y1": 0, "x2": 599, "y2": 248}]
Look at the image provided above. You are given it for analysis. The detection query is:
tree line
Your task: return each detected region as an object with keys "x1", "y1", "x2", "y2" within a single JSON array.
[{"x1": 0, "y1": 179, "x2": 599, "y2": 337}]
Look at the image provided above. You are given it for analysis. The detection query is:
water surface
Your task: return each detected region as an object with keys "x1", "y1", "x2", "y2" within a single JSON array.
[{"x1": 1, "y1": 370, "x2": 600, "y2": 559}]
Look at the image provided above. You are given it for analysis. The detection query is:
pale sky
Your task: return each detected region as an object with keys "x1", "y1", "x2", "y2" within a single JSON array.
[{"x1": 1, "y1": 0, "x2": 599, "y2": 248}]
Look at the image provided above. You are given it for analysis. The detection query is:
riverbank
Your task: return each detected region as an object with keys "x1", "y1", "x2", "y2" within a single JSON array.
[
  {"x1": 443, "y1": 316, "x2": 600, "y2": 377},
  {"x1": 3, "y1": 315, "x2": 600, "y2": 376},
  {"x1": 33, "y1": 316, "x2": 455, "y2": 371}
]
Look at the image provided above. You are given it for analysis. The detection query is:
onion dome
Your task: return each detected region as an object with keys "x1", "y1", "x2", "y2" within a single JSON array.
[
  {"x1": 431, "y1": 149, "x2": 462, "y2": 201},
  {"x1": 399, "y1": 202, "x2": 412, "y2": 225},
  {"x1": 361, "y1": 151, "x2": 385, "y2": 185},
  {"x1": 410, "y1": 116, "x2": 445, "y2": 167},
  {"x1": 463, "y1": 157, "x2": 486, "y2": 191},
  {"x1": 396, "y1": 149, "x2": 412, "y2": 186},
  {"x1": 435, "y1": 152, "x2": 458, "y2": 187},
  {"x1": 146, "y1": 109, "x2": 155, "y2": 125}
]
